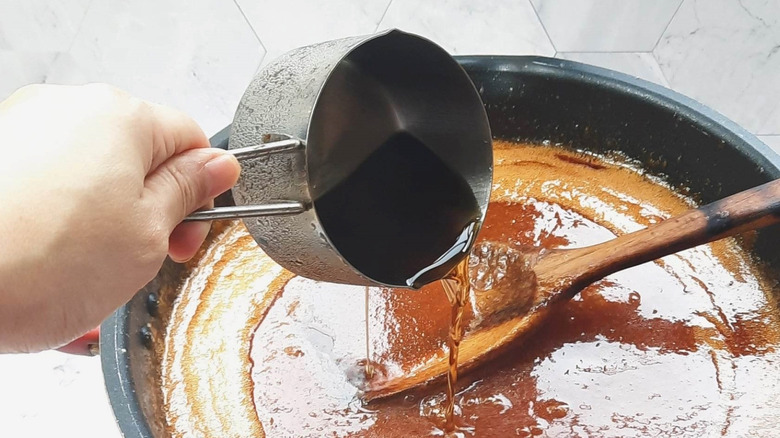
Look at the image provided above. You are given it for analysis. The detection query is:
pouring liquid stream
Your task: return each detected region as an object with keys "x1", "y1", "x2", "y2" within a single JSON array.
[
  {"x1": 402, "y1": 219, "x2": 480, "y2": 433},
  {"x1": 365, "y1": 286, "x2": 375, "y2": 379},
  {"x1": 441, "y1": 257, "x2": 472, "y2": 433}
]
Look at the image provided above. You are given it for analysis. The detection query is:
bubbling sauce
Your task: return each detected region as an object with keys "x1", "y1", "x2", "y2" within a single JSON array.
[{"x1": 161, "y1": 142, "x2": 780, "y2": 437}]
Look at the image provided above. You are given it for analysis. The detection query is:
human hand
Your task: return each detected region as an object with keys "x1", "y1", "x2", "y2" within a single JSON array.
[{"x1": 0, "y1": 84, "x2": 240, "y2": 352}]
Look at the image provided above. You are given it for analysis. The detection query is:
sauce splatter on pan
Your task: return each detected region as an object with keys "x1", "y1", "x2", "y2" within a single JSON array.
[{"x1": 162, "y1": 142, "x2": 780, "y2": 437}]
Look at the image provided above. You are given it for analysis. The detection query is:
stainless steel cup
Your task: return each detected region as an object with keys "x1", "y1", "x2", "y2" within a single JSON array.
[{"x1": 195, "y1": 29, "x2": 492, "y2": 288}]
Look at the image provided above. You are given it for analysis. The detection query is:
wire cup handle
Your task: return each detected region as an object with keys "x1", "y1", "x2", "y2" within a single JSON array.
[{"x1": 184, "y1": 136, "x2": 307, "y2": 222}]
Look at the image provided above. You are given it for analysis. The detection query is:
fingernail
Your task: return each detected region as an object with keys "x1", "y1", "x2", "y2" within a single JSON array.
[{"x1": 204, "y1": 153, "x2": 241, "y2": 198}]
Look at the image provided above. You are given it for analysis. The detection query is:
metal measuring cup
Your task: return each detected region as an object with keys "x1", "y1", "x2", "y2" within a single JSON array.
[{"x1": 188, "y1": 29, "x2": 492, "y2": 288}]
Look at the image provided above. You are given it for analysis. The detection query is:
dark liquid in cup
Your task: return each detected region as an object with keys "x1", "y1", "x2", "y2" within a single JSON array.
[{"x1": 315, "y1": 132, "x2": 480, "y2": 287}]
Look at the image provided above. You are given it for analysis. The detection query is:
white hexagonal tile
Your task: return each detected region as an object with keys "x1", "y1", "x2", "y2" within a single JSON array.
[
  {"x1": 236, "y1": 0, "x2": 391, "y2": 67},
  {"x1": 45, "y1": 0, "x2": 264, "y2": 136},
  {"x1": 0, "y1": 1, "x2": 91, "y2": 51},
  {"x1": 0, "y1": 51, "x2": 60, "y2": 100},
  {"x1": 758, "y1": 135, "x2": 780, "y2": 156},
  {"x1": 532, "y1": 0, "x2": 682, "y2": 52},
  {"x1": 0, "y1": 352, "x2": 120, "y2": 437},
  {"x1": 654, "y1": 0, "x2": 780, "y2": 135},
  {"x1": 378, "y1": 0, "x2": 554, "y2": 56}
]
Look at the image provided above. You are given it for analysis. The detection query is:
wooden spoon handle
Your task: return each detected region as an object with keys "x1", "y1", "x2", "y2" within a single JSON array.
[{"x1": 536, "y1": 178, "x2": 780, "y2": 293}]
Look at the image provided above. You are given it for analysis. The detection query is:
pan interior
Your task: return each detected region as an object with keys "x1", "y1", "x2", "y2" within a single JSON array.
[{"x1": 158, "y1": 141, "x2": 780, "y2": 437}]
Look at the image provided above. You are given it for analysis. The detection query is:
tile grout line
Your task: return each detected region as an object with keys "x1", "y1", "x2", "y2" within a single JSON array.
[
  {"x1": 232, "y1": 0, "x2": 268, "y2": 63},
  {"x1": 374, "y1": 0, "x2": 394, "y2": 32},
  {"x1": 66, "y1": 0, "x2": 95, "y2": 55},
  {"x1": 527, "y1": 0, "x2": 557, "y2": 54},
  {"x1": 645, "y1": 0, "x2": 685, "y2": 90},
  {"x1": 651, "y1": 0, "x2": 685, "y2": 53}
]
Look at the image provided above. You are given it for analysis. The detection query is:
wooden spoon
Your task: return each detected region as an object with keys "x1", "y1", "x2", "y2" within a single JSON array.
[{"x1": 364, "y1": 178, "x2": 780, "y2": 401}]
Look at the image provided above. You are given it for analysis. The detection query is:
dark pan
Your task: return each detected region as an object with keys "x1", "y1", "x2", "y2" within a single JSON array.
[{"x1": 100, "y1": 56, "x2": 780, "y2": 437}]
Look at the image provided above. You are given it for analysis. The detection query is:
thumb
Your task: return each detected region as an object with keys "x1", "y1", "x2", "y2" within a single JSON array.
[{"x1": 144, "y1": 148, "x2": 240, "y2": 232}]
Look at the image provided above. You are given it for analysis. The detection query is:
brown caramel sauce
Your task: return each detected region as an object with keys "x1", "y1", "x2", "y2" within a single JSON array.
[{"x1": 161, "y1": 142, "x2": 780, "y2": 437}]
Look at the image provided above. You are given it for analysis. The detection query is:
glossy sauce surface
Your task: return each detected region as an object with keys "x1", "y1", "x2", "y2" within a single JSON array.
[{"x1": 162, "y1": 142, "x2": 780, "y2": 437}]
